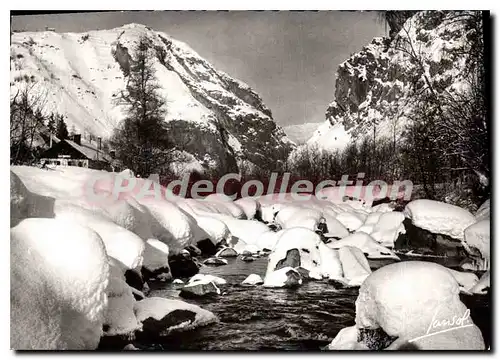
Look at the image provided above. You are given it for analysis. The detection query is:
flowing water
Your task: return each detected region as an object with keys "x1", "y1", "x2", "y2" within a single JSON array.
[{"x1": 140, "y1": 256, "x2": 490, "y2": 351}]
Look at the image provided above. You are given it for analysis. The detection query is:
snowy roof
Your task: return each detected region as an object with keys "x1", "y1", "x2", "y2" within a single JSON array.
[{"x1": 63, "y1": 139, "x2": 112, "y2": 162}]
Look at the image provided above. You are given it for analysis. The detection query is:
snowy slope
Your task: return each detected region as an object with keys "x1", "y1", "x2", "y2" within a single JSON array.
[
  {"x1": 305, "y1": 11, "x2": 478, "y2": 152},
  {"x1": 10, "y1": 24, "x2": 293, "y2": 172},
  {"x1": 283, "y1": 122, "x2": 322, "y2": 144}
]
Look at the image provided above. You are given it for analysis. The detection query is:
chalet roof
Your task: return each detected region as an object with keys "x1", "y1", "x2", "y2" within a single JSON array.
[{"x1": 64, "y1": 139, "x2": 112, "y2": 162}]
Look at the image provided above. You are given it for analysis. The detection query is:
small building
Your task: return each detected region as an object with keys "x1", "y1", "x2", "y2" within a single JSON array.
[{"x1": 40, "y1": 134, "x2": 115, "y2": 171}]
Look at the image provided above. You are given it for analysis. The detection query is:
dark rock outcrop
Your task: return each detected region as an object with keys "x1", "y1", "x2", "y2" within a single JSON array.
[
  {"x1": 169, "y1": 253, "x2": 200, "y2": 279},
  {"x1": 179, "y1": 282, "x2": 220, "y2": 299},
  {"x1": 124, "y1": 269, "x2": 144, "y2": 292},
  {"x1": 275, "y1": 249, "x2": 301, "y2": 271},
  {"x1": 395, "y1": 218, "x2": 465, "y2": 257}
]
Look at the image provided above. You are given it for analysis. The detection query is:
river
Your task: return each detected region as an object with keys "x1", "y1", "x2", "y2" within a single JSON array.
[{"x1": 134, "y1": 255, "x2": 490, "y2": 351}]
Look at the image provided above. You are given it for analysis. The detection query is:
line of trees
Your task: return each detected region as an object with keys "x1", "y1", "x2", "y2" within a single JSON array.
[
  {"x1": 283, "y1": 11, "x2": 488, "y2": 207},
  {"x1": 10, "y1": 83, "x2": 70, "y2": 165}
]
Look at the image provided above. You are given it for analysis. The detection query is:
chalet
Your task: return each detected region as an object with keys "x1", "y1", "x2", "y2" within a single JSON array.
[{"x1": 40, "y1": 134, "x2": 116, "y2": 171}]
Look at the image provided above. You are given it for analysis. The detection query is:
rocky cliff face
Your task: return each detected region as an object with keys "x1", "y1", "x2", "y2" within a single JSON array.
[
  {"x1": 306, "y1": 11, "x2": 479, "y2": 152},
  {"x1": 10, "y1": 24, "x2": 293, "y2": 173}
]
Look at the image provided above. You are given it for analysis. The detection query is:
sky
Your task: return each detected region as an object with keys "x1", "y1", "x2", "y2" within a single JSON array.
[{"x1": 11, "y1": 11, "x2": 387, "y2": 127}]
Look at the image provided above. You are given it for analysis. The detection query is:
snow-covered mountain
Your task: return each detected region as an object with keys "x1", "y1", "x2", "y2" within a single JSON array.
[
  {"x1": 306, "y1": 11, "x2": 478, "y2": 152},
  {"x1": 10, "y1": 23, "x2": 294, "y2": 173},
  {"x1": 283, "y1": 122, "x2": 322, "y2": 144}
]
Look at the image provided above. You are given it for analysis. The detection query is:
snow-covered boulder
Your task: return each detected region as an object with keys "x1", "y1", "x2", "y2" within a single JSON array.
[
  {"x1": 204, "y1": 194, "x2": 246, "y2": 218},
  {"x1": 369, "y1": 212, "x2": 406, "y2": 248},
  {"x1": 235, "y1": 197, "x2": 260, "y2": 219},
  {"x1": 353, "y1": 261, "x2": 484, "y2": 350},
  {"x1": 54, "y1": 201, "x2": 145, "y2": 270},
  {"x1": 322, "y1": 214, "x2": 350, "y2": 239},
  {"x1": 263, "y1": 267, "x2": 303, "y2": 288},
  {"x1": 463, "y1": 220, "x2": 490, "y2": 270},
  {"x1": 10, "y1": 171, "x2": 55, "y2": 227},
  {"x1": 475, "y1": 199, "x2": 490, "y2": 222},
  {"x1": 189, "y1": 274, "x2": 227, "y2": 285},
  {"x1": 337, "y1": 246, "x2": 371, "y2": 286},
  {"x1": 173, "y1": 279, "x2": 185, "y2": 285},
  {"x1": 326, "y1": 325, "x2": 367, "y2": 350},
  {"x1": 327, "y1": 232, "x2": 400, "y2": 260},
  {"x1": 469, "y1": 271, "x2": 490, "y2": 295},
  {"x1": 11, "y1": 218, "x2": 109, "y2": 350},
  {"x1": 447, "y1": 269, "x2": 479, "y2": 294},
  {"x1": 134, "y1": 297, "x2": 217, "y2": 337},
  {"x1": 142, "y1": 239, "x2": 171, "y2": 281},
  {"x1": 179, "y1": 279, "x2": 220, "y2": 298},
  {"x1": 403, "y1": 199, "x2": 476, "y2": 241},
  {"x1": 203, "y1": 257, "x2": 228, "y2": 266},
  {"x1": 137, "y1": 198, "x2": 196, "y2": 253},
  {"x1": 260, "y1": 203, "x2": 283, "y2": 223},
  {"x1": 242, "y1": 274, "x2": 264, "y2": 285},
  {"x1": 103, "y1": 258, "x2": 142, "y2": 337},
  {"x1": 335, "y1": 212, "x2": 364, "y2": 231},
  {"x1": 183, "y1": 211, "x2": 230, "y2": 245},
  {"x1": 256, "y1": 229, "x2": 282, "y2": 251},
  {"x1": 215, "y1": 247, "x2": 238, "y2": 258},
  {"x1": 265, "y1": 227, "x2": 344, "y2": 281}
]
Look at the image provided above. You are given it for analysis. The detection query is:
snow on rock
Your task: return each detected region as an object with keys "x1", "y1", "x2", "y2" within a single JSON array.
[
  {"x1": 463, "y1": 220, "x2": 490, "y2": 268},
  {"x1": 234, "y1": 197, "x2": 260, "y2": 220},
  {"x1": 369, "y1": 212, "x2": 406, "y2": 248},
  {"x1": 179, "y1": 278, "x2": 221, "y2": 298},
  {"x1": 242, "y1": 274, "x2": 264, "y2": 286},
  {"x1": 205, "y1": 216, "x2": 270, "y2": 249},
  {"x1": 260, "y1": 203, "x2": 283, "y2": 223},
  {"x1": 204, "y1": 194, "x2": 246, "y2": 218},
  {"x1": 142, "y1": 239, "x2": 171, "y2": 279},
  {"x1": 173, "y1": 279, "x2": 184, "y2": 284},
  {"x1": 265, "y1": 227, "x2": 344, "y2": 281},
  {"x1": 119, "y1": 169, "x2": 135, "y2": 178},
  {"x1": 188, "y1": 274, "x2": 227, "y2": 285},
  {"x1": 328, "y1": 232, "x2": 400, "y2": 260},
  {"x1": 10, "y1": 170, "x2": 55, "y2": 227},
  {"x1": 103, "y1": 258, "x2": 142, "y2": 337},
  {"x1": 403, "y1": 199, "x2": 476, "y2": 241},
  {"x1": 475, "y1": 199, "x2": 490, "y2": 222},
  {"x1": 370, "y1": 203, "x2": 394, "y2": 213},
  {"x1": 176, "y1": 204, "x2": 230, "y2": 245},
  {"x1": 326, "y1": 325, "x2": 368, "y2": 350},
  {"x1": 337, "y1": 246, "x2": 372, "y2": 286},
  {"x1": 469, "y1": 271, "x2": 490, "y2": 295},
  {"x1": 54, "y1": 200, "x2": 144, "y2": 270},
  {"x1": 275, "y1": 205, "x2": 321, "y2": 229},
  {"x1": 11, "y1": 218, "x2": 109, "y2": 350},
  {"x1": 137, "y1": 198, "x2": 196, "y2": 253},
  {"x1": 256, "y1": 229, "x2": 282, "y2": 251},
  {"x1": 353, "y1": 261, "x2": 484, "y2": 350},
  {"x1": 322, "y1": 214, "x2": 350, "y2": 239},
  {"x1": 134, "y1": 297, "x2": 217, "y2": 336},
  {"x1": 263, "y1": 267, "x2": 303, "y2": 288},
  {"x1": 335, "y1": 212, "x2": 364, "y2": 231},
  {"x1": 215, "y1": 247, "x2": 238, "y2": 258},
  {"x1": 203, "y1": 257, "x2": 228, "y2": 266},
  {"x1": 447, "y1": 269, "x2": 479, "y2": 294}
]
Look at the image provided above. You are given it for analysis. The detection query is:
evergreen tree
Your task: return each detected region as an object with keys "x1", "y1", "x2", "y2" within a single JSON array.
[
  {"x1": 56, "y1": 115, "x2": 69, "y2": 140},
  {"x1": 111, "y1": 36, "x2": 172, "y2": 176},
  {"x1": 47, "y1": 114, "x2": 56, "y2": 134}
]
